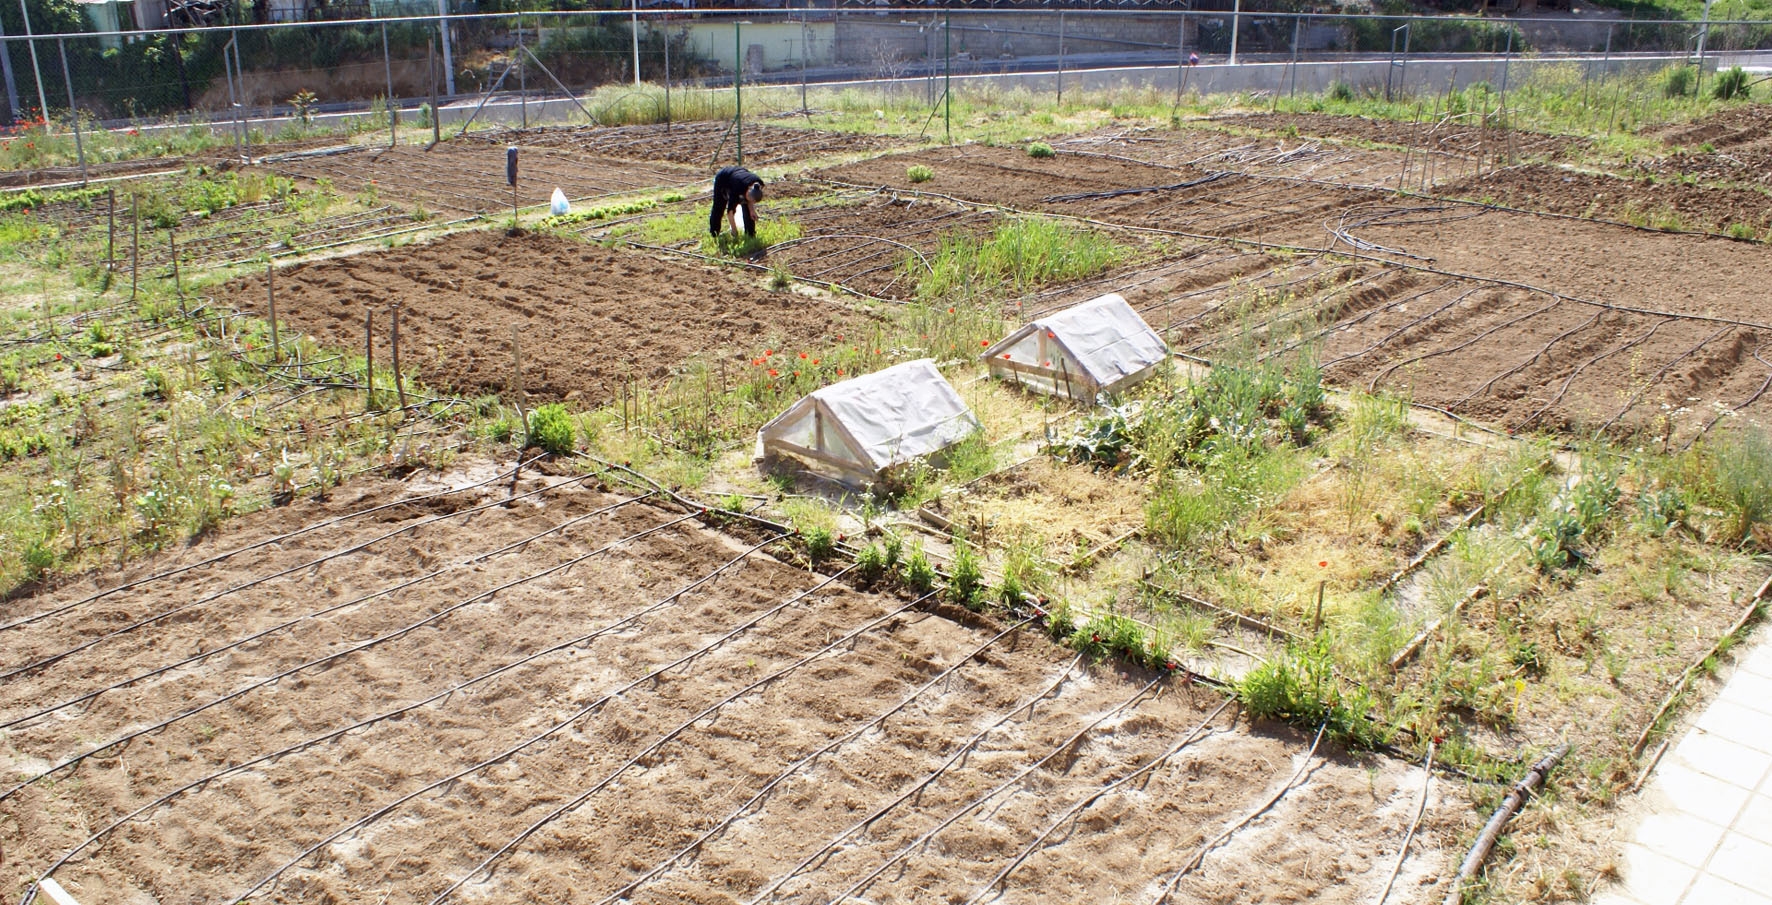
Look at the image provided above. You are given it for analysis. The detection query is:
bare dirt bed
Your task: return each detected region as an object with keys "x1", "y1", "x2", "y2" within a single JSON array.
[
  {"x1": 225, "y1": 230, "x2": 860, "y2": 403},
  {"x1": 1, "y1": 461, "x2": 1471, "y2": 905},
  {"x1": 471, "y1": 121, "x2": 911, "y2": 168},
  {"x1": 1211, "y1": 112, "x2": 1583, "y2": 162},
  {"x1": 265, "y1": 143, "x2": 700, "y2": 215},
  {"x1": 822, "y1": 145, "x2": 1772, "y2": 439},
  {"x1": 769, "y1": 194, "x2": 1001, "y2": 299},
  {"x1": 1437, "y1": 164, "x2": 1772, "y2": 235}
]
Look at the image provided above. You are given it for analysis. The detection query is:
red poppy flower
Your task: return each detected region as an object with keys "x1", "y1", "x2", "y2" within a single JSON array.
[
  {"x1": 798, "y1": 352, "x2": 807, "y2": 360},
  {"x1": 768, "y1": 368, "x2": 779, "y2": 377},
  {"x1": 836, "y1": 368, "x2": 844, "y2": 375},
  {"x1": 979, "y1": 340, "x2": 989, "y2": 347},
  {"x1": 765, "y1": 349, "x2": 774, "y2": 356},
  {"x1": 947, "y1": 307, "x2": 955, "y2": 314},
  {"x1": 811, "y1": 358, "x2": 820, "y2": 365},
  {"x1": 1318, "y1": 560, "x2": 1328, "y2": 568},
  {"x1": 1002, "y1": 353, "x2": 1012, "y2": 360},
  {"x1": 793, "y1": 370, "x2": 800, "y2": 377}
]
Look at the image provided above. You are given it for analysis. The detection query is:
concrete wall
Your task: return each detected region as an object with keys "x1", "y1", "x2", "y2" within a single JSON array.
[{"x1": 681, "y1": 20, "x2": 836, "y2": 73}]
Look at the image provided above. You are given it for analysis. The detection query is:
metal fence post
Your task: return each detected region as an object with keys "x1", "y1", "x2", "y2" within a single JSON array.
[
  {"x1": 1056, "y1": 10, "x2": 1065, "y2": 104},
  {"x1": 734, "y1": 20, "x2": 743, "y2": 166},
  {"x1": 1229, "y1": 0, "x2": 1242, "y2": 65},
  {"x1": 631, "y1": 0, "x2": 641, "y2": 86},
  {"x1": 16, "y1": 0, "x2": 47, "y2": 126},
  {"x1": 56, "y1": 38, "x2": 84, "y2": 184},
  {"x1": 383, "y1": 22, "x2": 397, "y2": 146},
  {"x1": 0, "y1": 23, "x2": 21, "y2": 124},
  {"x1": 438, "y1": 0, "x2": 455, "y2": 96},
  {"x1": 943, "y1": 8, "x2": 951, "y2": 145}
]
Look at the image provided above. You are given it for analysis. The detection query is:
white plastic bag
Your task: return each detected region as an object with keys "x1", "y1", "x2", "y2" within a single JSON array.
[
  {"x1": 734, "y1": 204, "x2": 749, "y2": 235},
  {"x1": 549, "y1": 188, "x2": 570, "y2": 216}
]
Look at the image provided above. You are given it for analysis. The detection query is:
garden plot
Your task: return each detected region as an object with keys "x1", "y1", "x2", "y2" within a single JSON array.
[
  {"x1": 265, "y1": 142, "x2": 700, "y2": 216},
  {"x1": 469, "y1": 120, "x2": 909, "y2": 167},
  {"x1": 1056, "y1": 124, "x2": 1484, "y2": 191},
  {"x1": 768, "y1": 193, "x2": 1001, "y2": 300},
  {"x1": 1436, "y1": 164, "x2": 1772, "y2": 238},
  {"x1": 1209, "y1": 112, "x2": 1585, "y2": 166},
  {"x1": 1, "y1": 459, "x2": 1472, "y2": 905},
  {"x1": 223, "y1": 230, "x2": 861, "y2": 404}
]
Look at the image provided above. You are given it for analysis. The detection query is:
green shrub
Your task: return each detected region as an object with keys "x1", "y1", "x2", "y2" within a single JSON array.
[
  {"x1": 902, "y1": 545, "x2": 936, "y2": 593},
  {"x1": 948, "y1": 541, "x2": 986, "y2": 608},
  {"x1": 1708, "y1": 428, "x2": 1772, "y2": 547},
  {"x1": 526, "y1": 403, "x2": 577, "y2": 455},
  {"x1": 1025, "y1": 142, "x2": 1055, "y2": 159},
  {"x1": 856, "y1": 542, "x2": 887, "y2": 582},
  {"x1": 1663, "y1": 64, "x2": 1698, "y2": 98},
  {"x1": 907, "y1": 164, "x2": 935, "y2": 183},
  {"x1": 1714, "y1": 66, "x2": 1752, "y2": 101},
  {"x1": 1329, "y1": 81, "x2": 1355, "y2": 103},
  {"x1": 804, "y1": 525, "x2": 836, "y2": 561},
  {"x1": 1237, "y1": 636, "x2": 1380, "y2": 749}
]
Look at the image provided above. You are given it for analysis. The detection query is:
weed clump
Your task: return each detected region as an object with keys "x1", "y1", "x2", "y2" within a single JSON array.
[
  {"x1": 1237, "y1": 636, "x2": 1381, "y2": 749},
  {"x1": 526, "y1": 403, "x2": 577, "y2": 455},
  {"x1": 948, "y1": 540, "x2": 986, "y2": 608},
  {"x1": 1025, "y1": 142, "x2": 1055, "y2": 159},
  {"x1": 906, "y1": 164, "x2": 935, "y2": 183},
  {"x1": 902, "y1": 545, "x2": 937, "y2": 592},
  {"x1": 1713, "y1": 66, "x2": 1752, "y2": 101}
]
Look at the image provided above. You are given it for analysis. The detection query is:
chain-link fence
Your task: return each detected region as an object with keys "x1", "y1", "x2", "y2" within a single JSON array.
[{"x1": 0, "y1": 6, "x2": 1767, "y2": 142}]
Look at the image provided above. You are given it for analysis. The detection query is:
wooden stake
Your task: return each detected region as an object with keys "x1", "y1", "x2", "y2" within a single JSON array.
[
  {"x1": 267, "y1": 261, "x2": 280, "y2": 362},
  {"x1": 1312, "y1": 579, "x2": 1326, "y2": 634},
  {"x1": 391, "y1": 307, "x2": 408, "y2": 413},
  {"x1": 511, "y1": 325, "x2": 526, "y2": 426},
  {"x1": 365, "y1": 309, "x2": 376, "y2": 413},
  {"x1": 168, "y1": 231, "x2": 182, "y2": 302},
  {"x1": 105, "y1": 187, "x2": 115, "y2": 275},
  {"x1": 130, "y1": 193, "x2": 139, "y2": 302}
]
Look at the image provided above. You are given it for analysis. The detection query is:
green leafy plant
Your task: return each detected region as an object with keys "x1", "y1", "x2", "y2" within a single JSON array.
[
  {"x1": 856, "y1": 542, "x2": 888, "y2": 583},
  {"x1": 526, "y1": 403, "x2": 577, "y2": 455},
  {"x1": 948, "y1": 540, "x2": 986, "y2": 608},
  {"x1": 907, "y1": 164, "x2": 935, "y2": 183},
  {"x1": 804, "y1": 524, "x2": 836, "y2": 561},
  {"x1": 1714, "y1": 66, "x2": 1752, "y2": 101},
  {"x1": 902, "y1": 545, "x2": 936, "y2": 593},
  {"x1": 1025, "y1": 142, "x2": 1055, "y2": 159},
  {"x1": 1237, "y1": 636, "x2": 1380, "y2": 749},
  {"x1": 1663, "y1": 65, "x2": 1698, "y2": 98}
]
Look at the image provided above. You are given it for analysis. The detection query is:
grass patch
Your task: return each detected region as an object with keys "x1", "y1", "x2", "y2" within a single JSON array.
[{"x1": 913, "y1": 217, "x2": 1126, "y2": 304}]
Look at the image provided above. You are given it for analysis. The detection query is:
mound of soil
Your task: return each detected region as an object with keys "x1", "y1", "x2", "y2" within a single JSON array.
[
  {"x1": 1650, "y1": 103, "x2": 1772, "y2": 151},
  {"x1": 471, "y1": 120, "x2": 910, "y2": 168},
  {"x1": 1438, "y1": 164, "x2": 1772, "y2": 235},
  {"x1": 227, "y1": 230, "x2": 860, "y2": 403},
  {"x1": 0, "y1": 462, "x2": 1471, "y2": 905},
  {"x1": 1212, "y1": 112, "x2": 1583, "y2": 160}
]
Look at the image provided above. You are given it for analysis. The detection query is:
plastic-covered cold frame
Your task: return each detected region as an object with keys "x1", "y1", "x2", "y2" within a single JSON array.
[
  {"x1": 980, "y1": 293, "x2": 1170, "y2": 402},
  {"x1": 755, "y1": 359, "x2": 982, "y2": 480}
]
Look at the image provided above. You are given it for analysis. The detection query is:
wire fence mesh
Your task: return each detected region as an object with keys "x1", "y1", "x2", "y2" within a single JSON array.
[{"x1": 0, "y1": 6, "x2": 1767, "y2": 161}]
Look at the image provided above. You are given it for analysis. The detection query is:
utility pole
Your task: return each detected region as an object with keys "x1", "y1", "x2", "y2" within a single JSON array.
[
  {"x1": 16, "y1": 0, "x2": 48, "y2": 125},
  {"x1": 0, "y1": 16, "x2": 19, "y2": 125},
  {"x1": 1228, "y1": 0, "x2": 1242, "y2": 65},
  {"x1": 631, "y1": 0, "x2": 641, "y2": 86},
  {"x1": 437, "y1": 0, "x2": 455, "y2": 97}
]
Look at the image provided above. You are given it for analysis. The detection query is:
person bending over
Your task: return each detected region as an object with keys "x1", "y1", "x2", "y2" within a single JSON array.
[{"x1": 710, "y1": 165, "x2": 765, "y2": 238}]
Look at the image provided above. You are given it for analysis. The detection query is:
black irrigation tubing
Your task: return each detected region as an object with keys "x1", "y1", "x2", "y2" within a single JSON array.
[
  {"x1": 0, "y1": 489, "x2": 654, "y2": 733},
  {"x1": 820, "y1": 674, "x2": 1170, "y2": 905},
  {"x1": 1299, "y1": 283, "x2": 1475, "y2": 368},
  {"x1": 0, "y1": 460, "x2": 590, "y2": 680},
  {"x1": 1516, "y1": 320, "x2": 1666, "y2": 432},
  {"x1": 0, "y1": 504, "x2": 705, "y2": 808},
  {"x1": 1365, "y1": 298, "x2": 1566, "y2": 394},
  {"x1": 1450, "y1": 310, "x2": 1606, "y2": 408},
  {"x1": 1689, "y1": 343, "x2": 1772, "y2": 445},
  {"x1": 1043, "y1": 171, "x2": 1233, "y2": 204},
  {"x1": 1149, "y1": 722, "x2": 1329, "y2": 905},
  {"x1": 0, "y1": 455, "x2": 541, "y2": 635},
  {"x1": 962, "y1": 696, "x2": 1237, "y2": 905},
  {"x1": 234, "y1": 561, "x2": 862, "y2": 905},
  {"x1": 431, "y1": 587, "x2": 950, "y2": 905},
  {"x1": 593, "y1": 613, "x2": 1044, "y2": 905},
  {"x1": 745, "y1": 653, "x2": 1090, "y2": 905},
  {"x1": 1597, "y1": 325, "x2": 1736, "y2": 434},
  {"x1": 820, "y1": 177, "x2": 1772, "y2": 338},
  {"x1": 19, "y1": 530, "x2": 794, "y2": 905},
  {"x1": 1179, "y1": 265, "x2": 1408, "y2": 355}
]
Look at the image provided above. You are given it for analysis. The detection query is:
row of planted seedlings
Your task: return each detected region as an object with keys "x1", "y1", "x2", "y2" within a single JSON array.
[{"x1": 0, "y1": 218, "x2": 492, "y2": 598}]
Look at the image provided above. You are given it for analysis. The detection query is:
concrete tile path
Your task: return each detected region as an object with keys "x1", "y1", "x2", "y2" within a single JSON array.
[{"x1": 1595, "y1": 638, "x2": 1772, "y2": 905}]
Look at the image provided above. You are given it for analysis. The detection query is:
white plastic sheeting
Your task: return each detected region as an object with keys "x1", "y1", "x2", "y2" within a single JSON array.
[
  {"x1": 755, "y1": 359, "x2": 981, "y2": 477},
  {"x1": 980, "y1": 293, "x2": 1169, "y2": 401}
]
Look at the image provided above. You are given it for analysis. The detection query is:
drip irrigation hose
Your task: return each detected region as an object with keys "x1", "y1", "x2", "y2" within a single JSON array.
[
  {"x1": 746, "y1": 653, "x2": 1089, "y2": 905},
  {"x1": 1374, "y1": 741, "x2": 1436, "y2": 905},
  {"x1": 433, "y1": 587, "x2": 954, "y2": 903},
  {"x1": 20, "y1": 531, "x2": 796, "y2": 905},
  {"x1": 234, "y1": 562, "x2": 868, "y2": 905},
  {"x1": 593, "y1": 614, "x2": 1043, "y2": 905},
  {"x1": 0, "y1": 455, "x2": 543, "y2": 634},
  {"x1": 1450, "y1": 309, "x2": 1607, "y2": 408},
  {"x1": 964, "y1": 697, "x2": 1237, "y2": 903},
  {"x1": 0, "y1": 461, "x2": 594, "y2": 679},
  {"x1": 1151, "y1": 721, "x2": 1329, "y2": 904},
  {"x1": 0, "y1": 505, "x2": 704, "y2": 806},
  {"x1": 1440, "y1": 744, "x2": 1568, "y2": 905},
  {"x1": 820, "y1": 674, "x2": 1169, "y2": 905},
  {"x1": 1, "y1": 487, "x2": 652, "y2": 733}
]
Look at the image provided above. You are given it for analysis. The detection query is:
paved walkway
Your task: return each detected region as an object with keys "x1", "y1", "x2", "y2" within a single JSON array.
[{"x1": 1595, "y1": 636, "x2": 1772, "y2": 905}]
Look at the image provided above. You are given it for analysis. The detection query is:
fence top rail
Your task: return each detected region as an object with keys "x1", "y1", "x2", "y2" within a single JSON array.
[{"x1": 0, "y1": 7, "x2": 1757, "y2": 43}]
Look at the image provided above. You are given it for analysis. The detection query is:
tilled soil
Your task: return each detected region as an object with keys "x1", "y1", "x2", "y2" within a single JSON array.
[
  {"x1": 0, "y1": 462, "x2": 1471, "y2": 905},
  {"x1": 820, "y1": 145, "x2": 1772, "y2": 439},
  {"x1": 769, "y1": 194, "x2": 1001, "y2": 299},
  {"x1": 224, "y1": 230, "x2": 860, "y2": 404},
  {"x1": 265, "y1": 142, "x2": 701, "y2": 215},
  {"x1": 467, "y1": 121, "x2": 910, "y2": 168},
  {"x1": 1211, "y1": 112, "x2": 1584, "y2": 162},
  {"x1": 1437, "y1": 164, "x2": 1772, "y2": 236}
]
